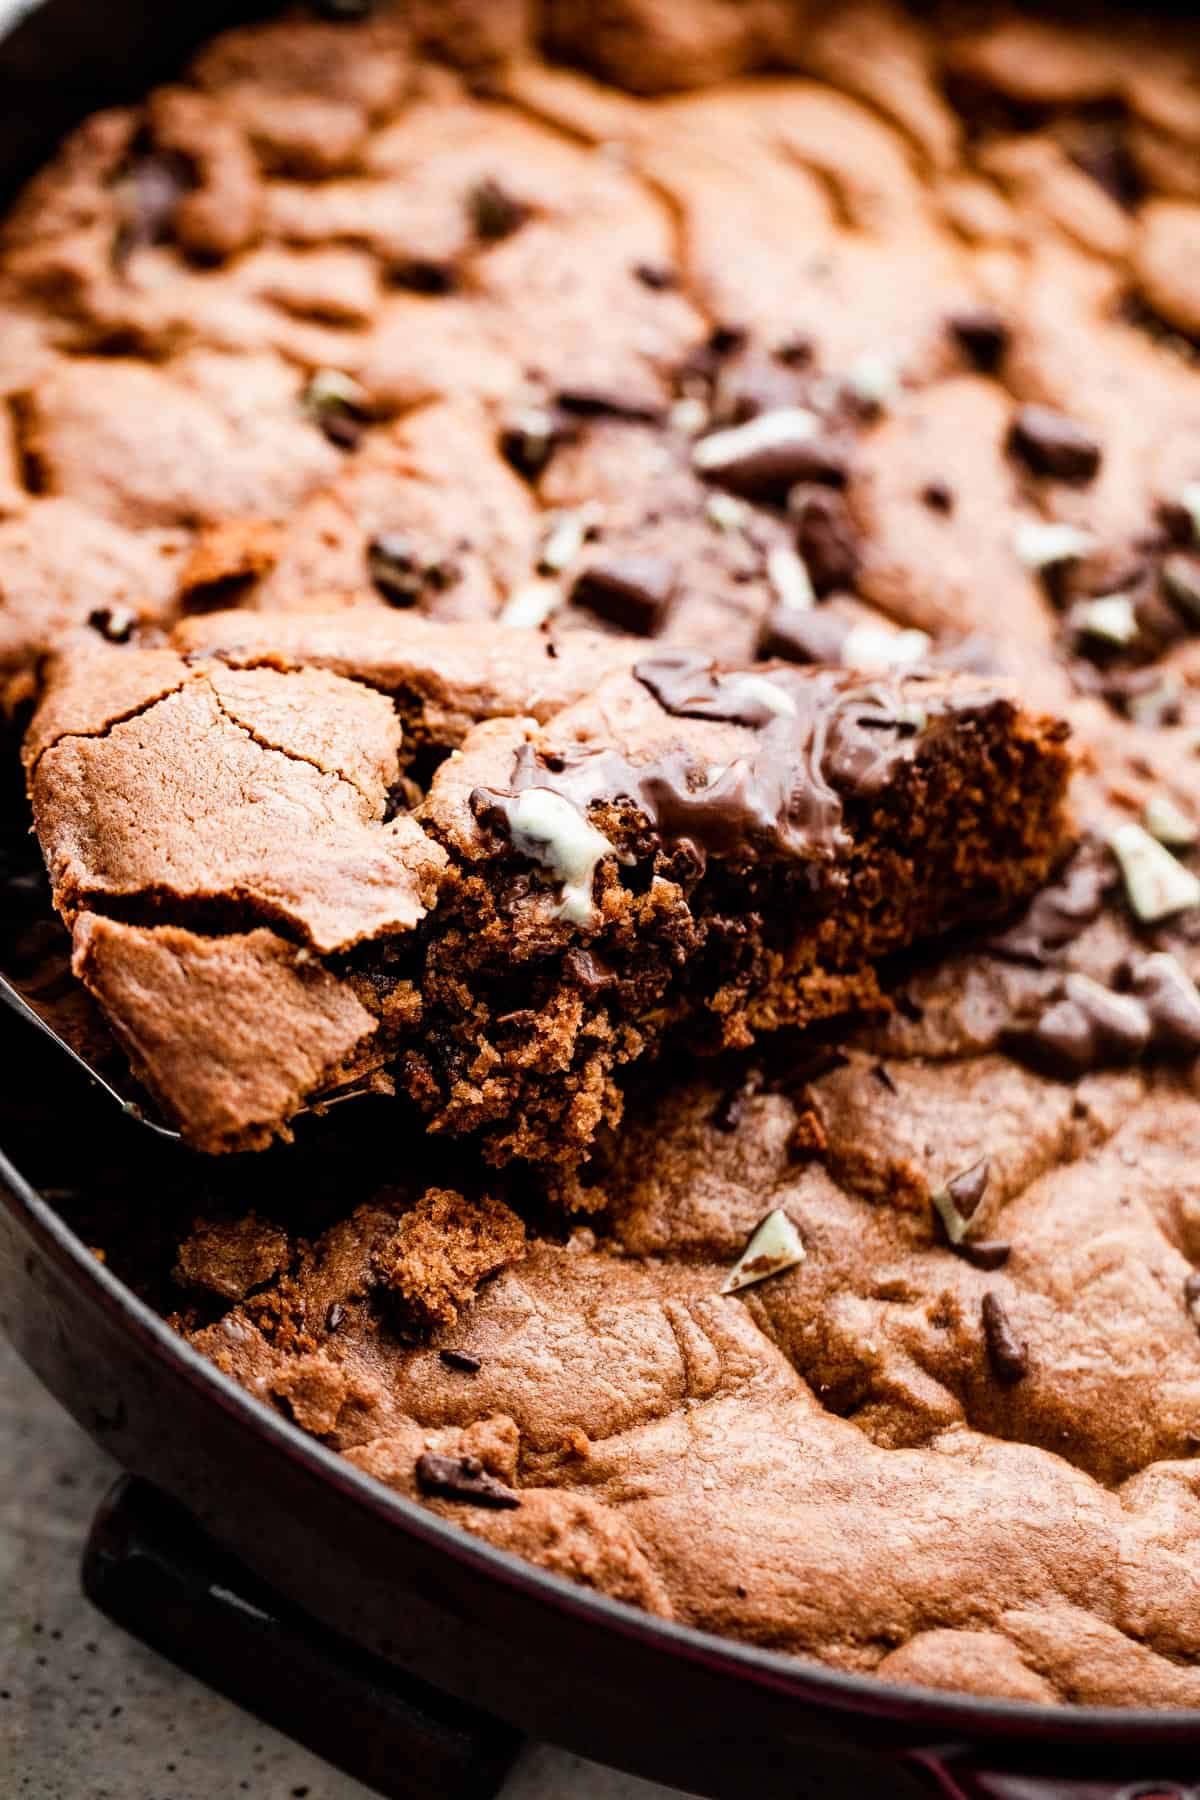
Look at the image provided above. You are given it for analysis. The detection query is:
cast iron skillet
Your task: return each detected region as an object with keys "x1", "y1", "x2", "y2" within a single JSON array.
[{"x1": 1, "y1": 5, "x2": 1199, "y2": 1795}]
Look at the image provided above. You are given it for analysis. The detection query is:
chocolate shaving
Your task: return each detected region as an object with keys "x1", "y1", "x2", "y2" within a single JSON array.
[
  {"x1": 415, "y1": 1451, "x2": 520, "y2": 1509},
  {"x1": 981, "y1": 1292, "x2": 1028, "y2": 1383},
  {"x1": 439, "y1": 1349, "x2": 482, "y2": 1373}
]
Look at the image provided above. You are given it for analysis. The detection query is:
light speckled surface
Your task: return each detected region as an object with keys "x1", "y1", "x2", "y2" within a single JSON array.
[{"x1": 0, "y1": 1333, "x2": 685, "y2": 1800}]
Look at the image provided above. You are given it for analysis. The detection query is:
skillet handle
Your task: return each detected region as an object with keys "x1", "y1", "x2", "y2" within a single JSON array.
[
  {"x1": 82, "y1": 1476, "x2": 523, "y2": 1800},
  {"x1": 906, "y1": 1746, "x2": 1197, "y2": 1800}
]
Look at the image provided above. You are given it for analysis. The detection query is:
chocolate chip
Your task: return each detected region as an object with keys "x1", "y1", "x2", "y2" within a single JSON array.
[
  {"x1": 325, "y1": 1301, "x2": 345, "y2": 1332},
  {"x1": 759, "y1": 606, "x2": 850, "y2": 665},
  {"x1": 302, "y1": 368, "x2": 369, "y2": 449},
  {"x1": 389, "y1": 260, "x2": 456, "y2": 295},
  {"x1": 774, "y1": 336, "x2": 814, "y2": 368},
  {"x1": 946, "y1": 1158, "x2": 990, "y2": 1221},
  {"x1": 1025, "y1": 996, "x2": 1099, "y2": 1075},
  {"x1": 634, "y1": 262, "x2": 677, "y2": 290},
  {"x1": 1024, "y1": 971, "x2": 1152, "y2": 1075},
  {"x1": 367, "y1": 534, "x2": 457, "y2": 605},
  {"x1": 921, "y1": 481, "x2": 954, "y2": 514},
  {"x1": 1129, "y1": 953, "x2": 1200, "y2": 1052},
  {"x1": 562, "y1": 947, "x2": 615, "y2": 995},
  {"x1": 415, "y1": 1452, "x2": 520, "y2": 1509},
  {"x1": 88, "y1": 605, "x2": 137, "y2": 644},
  {"x1": 948, "y1": 308, "x2": 1010, "y2": 373},
  {"x1": 988, "y1": 847, "x2": 1111, "y2": 965},
  {"x1": 981, "y1": 1292, "x2": 1028, "y2": 1382},
  {"x1": 693, "y1": 409, "x2": 849, "y2": 500},
  {"x1": 572, "y1": 556, "x2": 677, "y2": 635},
  {"x1": 790, "y1": 486, "x2": 859, "y2": 595},
  {"x1": 959, "y1": 1240, "x2": 1012, "y2": 1272},
  {"x1": 439, "y1": 1349, "x2": 482, "y2": 1373},
  {"x1": 1008, "y1": 407, "x2": 1102, "y2": 484},
  {"x1": 499, "y1": 405, "x2": 566, "y2": 481},
  {"x1": 871, "y1": 1063, "x2": 897, "y2": 1094},
  {"x1": 468, "y1": 178, "x2": 529, "y2": 243}
]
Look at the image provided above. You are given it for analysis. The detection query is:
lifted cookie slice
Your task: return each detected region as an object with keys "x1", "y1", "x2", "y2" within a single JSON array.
[{"x1": 27, "y1": 628, "x2": 1072, "y2": 1166}]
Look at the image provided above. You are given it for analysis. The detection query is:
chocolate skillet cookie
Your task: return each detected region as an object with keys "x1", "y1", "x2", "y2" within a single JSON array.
[
  {"x1": 26, "y1": 620, "x2": 1069, "y2": 1166},
  {"x1": 7, "y1": 0, "x2": 1200, "y2": 1717}
]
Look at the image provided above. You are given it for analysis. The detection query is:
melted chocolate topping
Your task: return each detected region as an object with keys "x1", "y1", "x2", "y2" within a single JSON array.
[{"x1": 494, "y1": 651, "x2": 977, "y2": 872}]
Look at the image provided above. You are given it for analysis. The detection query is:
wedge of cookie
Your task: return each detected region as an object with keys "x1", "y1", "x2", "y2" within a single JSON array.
[{"x1": 26, "y1": 615, "x2": 1072, "y2": 1166}]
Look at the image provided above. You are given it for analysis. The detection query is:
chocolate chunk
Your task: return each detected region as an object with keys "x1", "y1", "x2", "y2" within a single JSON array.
[
  {"x1": 932, "y1": 1159, "x2": 989, "y2": 1247},
  {"x1": 989, "y1": 847, "x2": 1111, "y2": 965},
  {"x1": 302, "y1": 369, "x2": 369, "y2": 450},
  {"x1": 981, "y1": 1292, "x2": 1028, "y2": 1383},
  {"x1": 948, "y1": 308, "x2": 1010, "y2": 373},
  {"x1": 790, "y1": 486, "x2": 859, "y2": 595},
  {"x1": 946, "y1": 1158, "x2": 990, "y2": 1221},
  {"x1": 367, "y1": 534, "x2": 457, "y2": 605},
  {"x1": 562, "y1": 947, "x2": 616, "y2": 995},
  {"x1": 1024, "y1": 972, "x2": 1151, "y2": 1075},
  {"x1": 439, "y1": 1348, "x2": 482, "y2": 1373},
  {"x1": 692, "y1": 409, "x2": 849, "y2": 500},
  {"x1": 415, "y1": 1451, "x2": 520, "y2": 1509},
  {"x1": 390, "y1": 260, "x2": 456, "y2": 295},
  {"x1": 921, "y1": 481, "x2": 955, "y2": 514},
  {"x1": 959, "y1": 1240, "x2": 1012, "y2": 1272},
  {"x1": 468, "y1": 178, "x2": 529, "y2": 242},
  {"x1": 1008, "y1": 407, "x2": 1102, "y2": 484},
  {"x1": 1129, "y1": 953, "x2": 1200, "y2": 1052},
  {"x1": 1064, "y1": 972, "x2": 1151, "y2": 1057},
  {"x1": 1025, "y1": 997, "x2": 1100, "y2": 1075},
  {"x1": 634, "y1": 262, "x2": 678, "y2": 290},
  {"x1": 88, "y1": 605, "x2": 137, "y2": 645},
  {"x1": 758, "y1": 606, "x2": 850, "y2": 666},
  {"x1": 500, "y1": 405, "x2": 567, "y2": 480},
  {"x1": 572, "y1": 556, "x2": 677, "y2": 635}
]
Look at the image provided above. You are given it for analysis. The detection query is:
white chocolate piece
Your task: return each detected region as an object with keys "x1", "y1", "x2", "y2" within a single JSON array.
[
  {"x1": 1110, "y1": 822, "x2": 1200, "y2": 922},
  {"x1": 721, "y1": 1208, "x2": 806, "y2": 1294},
  {"x1": 503, "y1": 787, "x2": 615, "y2": 925}
]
